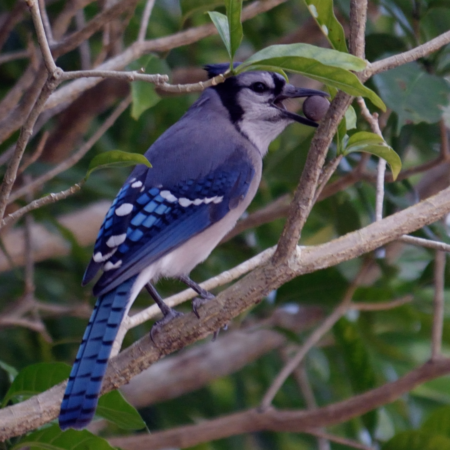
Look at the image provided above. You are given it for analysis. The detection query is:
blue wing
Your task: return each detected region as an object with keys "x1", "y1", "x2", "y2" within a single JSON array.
[{"x1": 83, "y1": 150, "x2": 255, "y2": 297}]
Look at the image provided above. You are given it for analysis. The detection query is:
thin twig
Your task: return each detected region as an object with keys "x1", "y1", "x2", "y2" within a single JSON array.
[
  {"x1": 364, "y1": 30, "x2": 450, "y2": 79},
  {"x1": 292, "y1": 365, "x2": 330, "y2": 450},
  {"x1": 0, "y1": 70, "x2": 62, "y2": 222},
  {"x1": 17, "y1": 131, "x2": 48, "y2": 176},
  {"x1": 1, "y1": 181, "x2": 85, "y2": 228},
  {"x1": 0, "y1": 50, "x2": 30, "y2": 65},
  {"x1": 75, "y1": 9, "x2": 91, "y2": 70},
  {"x1": 304, "y1": 429, "x2": 374, "y2": 450},
  {"x1": 357, "y1": 97, "x2": 386, "y2": 221},
  {"x1": 313, "y1": 155, "x2": 343, "y2": 204},
  {"x1": 8, "y1": 95, "x2": 131, "y2": 205},
  {"x1": 351, "y1": 295, "x2": 413, "y2": 311},
  {"x1": 431, "y1": 251, "x2": 446, "y2": 360},
  {"x1": 440, "y1": 119, "x2": 450, "y2": 160},
  {"x1": 399, "y1": 235, "x2": 450, "y2": 253},
  {"x1": 37, "y1": 0, "x2": 54, "y2": 45},
  {"x1": 26, "y1": 0, "x2": 57, "y2": 73},
  {"x1": 260, "y1": 261, "x2": 371, "y2": 410},
  {"x1": 138, "y1": 0, "x2": 155, "y2": 42}
]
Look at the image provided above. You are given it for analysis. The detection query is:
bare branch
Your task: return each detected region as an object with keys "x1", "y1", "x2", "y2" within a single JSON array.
[
  {"x1": 138, "y1": 0, "x2": 155, "y2": 42},
  {"x1": 351, "y1": 295, "x2": 413, "y2": 311},
  {"x1": 44, "y1": 0, "x2": 289, "y2": 111},
  {"x1": 2, "y1": 183, "x2": 450, "y2": 439},
  {"x1": 399, "y1": 235, "x2": 450, "y2": 253},
  {"x1": 348, "y1": 0, "x2": 368, "y2": 59},
  {"x1": 364, "y1": 30, "x2": 450, "y2": 79},
  {"x1": 7, "y1": 95, "x2": 131, "y2": 205},
  {"x1": 26, "y1": 0, "x2": 57, "y2": 73},
  {"x1": 0, "y1": 69, "x2": 62, "y2": 222},
  {"x1": 108, "y1": 359, "x2": 450, "y2": 450},
  {"x1": 305, "y1": 429, "x2": 374, "y2": 450},
  {"x1": 1, "y1": 181, "x2": 84, "y2": 228},
  {"x1": 260, "y1": 261, "x2": 370, "y2": 410},
  {"x1": 431, "y1": 251, "x2": 446, "y2": 360},
  {"x1": 75, "y1": 9, "x2": 91, "y2": 70}
]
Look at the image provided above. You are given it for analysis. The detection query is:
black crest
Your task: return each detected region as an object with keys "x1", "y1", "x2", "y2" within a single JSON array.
[{"x1": 204, "y1": 62, "x2": 241, "y2": 79}]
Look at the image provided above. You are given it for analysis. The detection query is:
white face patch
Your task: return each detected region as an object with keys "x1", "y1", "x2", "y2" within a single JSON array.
[
  {"x1": 131, "y1": 181, "x2": 143, "y2": 188},
  {"x1": 104, "y1": 260, "x2": 122, "y2": 271},
  {"x1": 235, "y1": 72, "x2": 290, "y2": 155},
  {"x1": 106, "y1": 233, "x2": 127, "y2": 248},
  {"x1": 160, "y1": 190, "x2": 178, "y2": 203},
  {"x1": 115, "y1": 203, "x2": 133, "y2": 216}
]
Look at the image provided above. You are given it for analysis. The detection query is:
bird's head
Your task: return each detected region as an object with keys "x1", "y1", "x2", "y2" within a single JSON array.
[{"x1": 205, "y1": 64, "x2": 329, "y2": 153}]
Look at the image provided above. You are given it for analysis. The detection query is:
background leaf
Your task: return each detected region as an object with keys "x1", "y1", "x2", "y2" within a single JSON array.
[
  {"x1": 373, "y1": 62, "x2": 450, "y2": 134},
  {"x1": 86, "y1": 150, "x2": 152, "y2": 179},
  {"x1": 11, "y1": 424, "x2": 116, "y2": 450},
  {"x1": 97, "y1": 390, "x2": 146, "y2": 430},
  {"x1": 344, "y1": 131, "x2": 402, "y2": 179},
  {"x1": 226, "y1": 0, "x2": 243, "y2": 61},
  {"x1": 2, "y1": 363, "x2": 70, "y2": 407},
  {"x1": 304, "y1": 0, "x2": 348, "y2": 52},
  {"x1": 382, "y1": 431, "x2": 450, "y2": 450},
  {"x1": 208, "y1": 11, "x2": 232, "y2": 59},
  {"x1": 334, "y1": 317, "x2": 378, "y2": 435}
]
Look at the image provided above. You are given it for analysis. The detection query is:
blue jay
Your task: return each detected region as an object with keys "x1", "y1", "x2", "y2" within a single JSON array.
[{"x1": 58, "y1": 64, "x2": 328, "y2": 430}]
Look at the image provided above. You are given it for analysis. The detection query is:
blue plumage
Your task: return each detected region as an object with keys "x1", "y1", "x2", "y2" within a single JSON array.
[
  {"x1": 59, "y1": 68, "x2": 327, "y2": 430},
  {"x1": 59, "y1": 276, "x2": 137, "y2": 430}
]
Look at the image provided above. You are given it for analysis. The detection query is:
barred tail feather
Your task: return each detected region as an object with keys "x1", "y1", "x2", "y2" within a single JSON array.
[{"x1": 59, "y1": 275, "x2": 137, "y2": 430}]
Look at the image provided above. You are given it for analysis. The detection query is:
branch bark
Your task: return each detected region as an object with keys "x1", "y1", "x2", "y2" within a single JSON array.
[{"x1": 1, "y1": 183, "x2": 450, "y2": 440}]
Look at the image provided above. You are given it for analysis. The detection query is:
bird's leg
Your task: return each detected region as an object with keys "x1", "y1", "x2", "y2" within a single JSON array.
[
  {"x1": 178, "y1": 275, "x2": 215, "y2": 318},
  {"x1": 146, "y1": 283, "x2": 183, "y2": 341}
]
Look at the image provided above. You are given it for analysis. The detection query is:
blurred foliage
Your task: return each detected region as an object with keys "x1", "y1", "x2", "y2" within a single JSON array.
[{"x1": 0, "y1": 0, "x2": 450, "y2": 449}]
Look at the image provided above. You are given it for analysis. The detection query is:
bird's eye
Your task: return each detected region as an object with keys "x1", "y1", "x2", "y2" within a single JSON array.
[{"x1": 250, "y1": 82, "x2": 268, "y2": 93}]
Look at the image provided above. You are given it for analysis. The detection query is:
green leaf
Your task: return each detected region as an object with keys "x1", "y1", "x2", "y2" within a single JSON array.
[
  {"x1": 237, "y1": 44, "x2": 366, "y2": 72},
  {"x1": 208, "y1": 11, "x2": 232, "y2": 59},
  {"x1": 334, "y1": 317, "x2": 378, "y2": 434},
  {"x1": 129, "y1": 56, "x2": 164, "y2": 120},
  {"x1": 304, "y1": 0, "x2": 348, "y2": 52},
  {"x1": 2, "y1": 363, "x2": 70, "y2": 407},
  {"x1": 235, "y1": 44, "x2": 385, "y2": 110},
  {"x1": 85, "y1": 150, "x2": 152, "y2": 179},
  {"x1": 382, "y1": 431, "x2": 450, "y2": 450},
  {"x1": 345, "y1": 105, "x2": 357, "y2": 130},
  {"x1": 131, "y1": 82, "x2": 160, "y2": 120},
  {"x1": 238, "y1": 64, "x2": 288, "y2": 80},
  {"x1": 373, "y1": 62, "x2": 450, "y2": 134},
  {"x1": 0, "y1": 360, "x2": 18, "y2": 383},
  {"x1": 11, "y1": 424, "x2": 116, "y2": 450},
  {"x1": 97, "y1": 390, "x2": 146, "y2": 430},
  {"x1": 344, "y1": 131, "x2": 402, "y2": 180},
  {"x1": 422, "y1": 405, "x2": 450, "y2": 438},
  {"x1": 226, "y1": 0, "x2": 243, "y2": 61},
  {"x1": 180, "y1": 0, "x2": 224, "y2": 21}
]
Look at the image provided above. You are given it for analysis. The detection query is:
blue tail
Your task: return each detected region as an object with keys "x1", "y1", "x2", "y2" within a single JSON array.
[{"x1": 59, "y1": 276, "x2": 137, "y2": 430}]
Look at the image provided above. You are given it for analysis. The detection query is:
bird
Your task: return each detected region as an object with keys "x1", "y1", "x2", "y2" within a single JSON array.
[{"x1": 58, "y1": 64, "x2": 329, "y2": 430}]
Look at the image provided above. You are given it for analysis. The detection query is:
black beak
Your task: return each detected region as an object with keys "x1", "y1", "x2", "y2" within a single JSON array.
[{"x1": 273, "y1": 86, "x2": 329, "y2": 127}]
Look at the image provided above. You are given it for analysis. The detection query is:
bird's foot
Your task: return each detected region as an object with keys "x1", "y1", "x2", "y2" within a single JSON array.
[
  {"x1": 150, "y1": 308, "x2": 184, "y2": 343},
  {"x1": 192, "y1": 292, "x2": 215, "y2": 319}
]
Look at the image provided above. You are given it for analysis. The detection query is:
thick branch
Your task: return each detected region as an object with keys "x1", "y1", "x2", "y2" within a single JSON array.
[
  {"x1": 1, "y1": 183, "x2": 450, "y2": 439},
  {"x1": 110, "y1": 359, "x2": 450, "y2": 450}
]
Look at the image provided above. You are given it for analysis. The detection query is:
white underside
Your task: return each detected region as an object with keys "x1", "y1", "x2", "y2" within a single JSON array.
[{"x1": 127, "y1": 171, "x2": 260, "y2": 305}]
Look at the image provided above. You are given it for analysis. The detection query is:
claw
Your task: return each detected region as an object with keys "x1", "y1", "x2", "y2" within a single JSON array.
[
  {"x1": 150, "y1": 308, "x2": 184, "y2": 344},
  {"x1": 192, "y1": 295, "x2": 215, "y2": 319}
]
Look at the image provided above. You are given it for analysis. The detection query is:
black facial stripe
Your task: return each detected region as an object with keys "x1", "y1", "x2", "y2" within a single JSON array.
[
  {"x1": 271, "y1": 73, "x2": 285, "y2": 97},
  {"x1": 213, "y1": 78, "x2": 244, "y2": 124}
]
